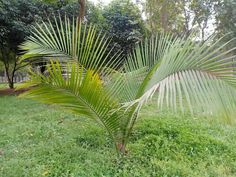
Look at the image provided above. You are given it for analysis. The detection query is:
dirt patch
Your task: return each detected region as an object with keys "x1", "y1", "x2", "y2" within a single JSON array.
[{"x1": 0, "y1": 88, "x2": 30, "y2": 96}]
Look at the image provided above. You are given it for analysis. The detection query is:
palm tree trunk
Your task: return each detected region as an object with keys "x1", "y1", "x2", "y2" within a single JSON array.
[{"x1": 116, "y1": 143, "x2": 127, "y2": 154}]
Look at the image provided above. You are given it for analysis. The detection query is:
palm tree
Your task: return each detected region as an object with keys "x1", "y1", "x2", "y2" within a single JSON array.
[{"x1": 20, "y1": 16, "x2": 236, "y2": 153}]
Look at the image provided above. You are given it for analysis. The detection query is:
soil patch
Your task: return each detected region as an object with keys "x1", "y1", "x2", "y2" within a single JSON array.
[{"x1": 0, "y1": 88, "x2": 30, "y2": 96}]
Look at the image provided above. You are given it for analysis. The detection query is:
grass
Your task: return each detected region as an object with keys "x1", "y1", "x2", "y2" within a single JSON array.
[
  {"x1": 0, "y1": 96, "x2": 236, "y2": 177},
  {"x1": 0, "y1": 83, "x2": 21, "y2": 89},
  {"x1": 0, "y1": 83, "x2": 8, "y2": 89}
]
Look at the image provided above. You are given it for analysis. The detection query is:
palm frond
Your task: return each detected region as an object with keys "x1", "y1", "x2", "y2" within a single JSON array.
[
  {"x1": 20, "y1": 16, "x2": 122, "y2": 71},
  {"x1": 20, "y1": 61, "x2": 126, "y2": 144},
  {"x1": 124, "y1": 34, "x2": 236, "y2": 121}
]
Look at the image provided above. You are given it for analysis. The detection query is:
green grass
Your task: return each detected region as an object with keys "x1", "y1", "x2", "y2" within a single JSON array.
[
  {"x1": 0, "y1": 83, "x2": 8, "y2": 89},
  {"x1": 0, "y1": 83, "x2": 22, "y2": 89},
  {"x1": 0, "y1": 96, "x2": 236, "y2": 177}
]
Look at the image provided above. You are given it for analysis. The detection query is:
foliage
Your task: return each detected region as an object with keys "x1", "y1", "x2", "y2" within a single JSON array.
[
  {"x1": 143, "y1": 0, "x2": 216, "y2": 38},
  {"x1": 20, "y1": 16, "x2": 121, "y2": 70},
  {"x1": 143, "y1": 0, "x2": 185, "y2": 34},
  {"x1": 1, "y1": 97, "x2": 236, "y2": 176},
  {"x1": 0, "y1": 50, "x2": 28, "y2": 88},
  {"x1": 0, "y1": 0, "x2": 104, "y2": 88},
  {"x1": 20, "y1": 16, "x2": 125, "y2": 151},
  {"x1": 181, "y1": 0, "x2": 216, "y2": 39},
  {"x1": 215, "y1": 0, "x2": 236, "y2": 51},
  {"x1": 0, "y1": 0, "x2": 42, "y2": 50},
  {"x1": 41, "y1": 0, "x2": 103, "y2": 23},
  {"x1": 0, "y1": 61, "x2": 4, "y2": 74},
  {"x1": 125, "y1": 34, "x2": 236, "y2": 121},
  {"x1": 0, "y1": 0, "x2": 44, "y2": 88},
  {"x1": 102, "y1": 0, "x2": 145, "y2": 57},
  {"x1": 19, "y1": 16, "x2": 236, "y2": 153}
]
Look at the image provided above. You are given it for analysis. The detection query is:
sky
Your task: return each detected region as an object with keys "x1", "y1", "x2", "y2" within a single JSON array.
[
  {"x1": 91, "y1": 0, "x2": 139, "y2": 5},
  {"x1": 91, "y1": 0, "x2": 112, "y2": 5}
]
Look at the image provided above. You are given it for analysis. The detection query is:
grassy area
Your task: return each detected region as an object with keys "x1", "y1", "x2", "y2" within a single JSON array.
[
  {"x1": 0, "y1": 96, "x2": 236, "y2": 177},
  {"x1": 0, "y1": 83, "x2": 8, "y2": 89},
  {"x1": 0, "y1": 83, "x2": 22, "y2": 90}
]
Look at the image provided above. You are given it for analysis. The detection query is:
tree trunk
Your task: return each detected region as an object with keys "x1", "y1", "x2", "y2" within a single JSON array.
[
  {"x1": 8, "y1": 80, "x2": 14, "y2": 89},
  {"x1": 5, "y1": 69, "x2": 14, "y2": 89},
  {"x1": 201, "y1": 28, "x2": 205, "y2": 41},
  {"x1": 78, "y1": 0, "x2": 85, "y2": 23},
  {"x1": 3, "y1": 57, "x2": 17, "y2": 89},
  {"x1": 116, "y1": 143, "x2": 127, "y2": 154},
  {"x1": 160, "y1": 2, "x2": 168, "y2": 32}
]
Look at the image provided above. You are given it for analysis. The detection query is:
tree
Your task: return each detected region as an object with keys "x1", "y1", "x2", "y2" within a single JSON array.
[
  {"x1": 0, "y1": 50, "x2": 28, "y2": 88},
  {"x1": 102, "y1": 0, "x2": 145, "y2": 57},
  {"x1": 0, "y1": 0, "x2": 43, "y2": 88},
  {"x1": 20, "y1": 16, "x2": 236, "y2": 153},
  {"x1": 144, "y1": 0, "x2": 216, "y2": 39},
  {"x1": 78, "y1": 0, "x2": 85, "y2": 22},
  {"x1": 0, "y1": 0, "x2": 103, "y2": 88},
  {"x1": 143, "y1": 0, "x2": 185, "y2": 34},
  {"x1": 215, "y1": 0, "x2": 236, "y2": 50},
  {"x1": 214, "y1": 0, "x2": 236, "y2": 74},
  {"x1": 41, "y1": 0, "x2": 103, "y2": 24},
  {"x1": 187, "y1": 0, "x2": 216, "y2": 40}
]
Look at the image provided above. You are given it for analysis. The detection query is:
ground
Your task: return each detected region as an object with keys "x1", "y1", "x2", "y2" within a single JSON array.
[
  {"x1": 0, "y1": 83, "x2": 29, "y2": 96},
  {"x1": 0, "y1": 96, "x2": 236, "y2": 177}
]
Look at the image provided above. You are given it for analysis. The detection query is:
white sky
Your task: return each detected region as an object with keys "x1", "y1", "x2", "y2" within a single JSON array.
[
  {"x1": 91, "y1": 0, "x2": 138, "y2": 5},
  {"x1": 91, "y1": 0, "x2": 112, "y2": 5}
]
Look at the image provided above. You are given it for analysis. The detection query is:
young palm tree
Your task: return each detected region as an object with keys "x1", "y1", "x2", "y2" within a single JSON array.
[{"x1": 20, "y1": 16, "x2": 236, "y2": 153}]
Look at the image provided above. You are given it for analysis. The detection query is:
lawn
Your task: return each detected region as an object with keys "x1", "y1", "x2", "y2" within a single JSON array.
[
  {"x1": 0, "y1": 83, "x2": 8, "y2": 89},
  {"x1": 0, "y1": 96, "x2": 236, "y2": 177},
  {"x1": 0, "y1": 83, "x2": 22, "y2": 89}
]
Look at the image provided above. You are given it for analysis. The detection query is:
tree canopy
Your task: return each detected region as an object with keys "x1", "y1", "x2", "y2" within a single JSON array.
[{"x1": 0, "y1": 0, "x2": 235, "y2": 89}]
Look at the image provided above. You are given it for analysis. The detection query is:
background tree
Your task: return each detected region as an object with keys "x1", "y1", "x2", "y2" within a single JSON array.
[
  {"x1": 214, "y1": 0, "x2": 236, "y2": 74},
  {"x1": 215, "y1": 0, "x2": 236, "y2": 50},
  {"x1": 143, "y1": 0, "x2": 216, "y2": 39},
  {"x1": 41, "y1": 0, "x2": 102, "y2": 23},
  {"x1": 0, "y1": 0, "x2": 103, "y2": 88},
  {"x1": 102, "y1": 0, "x2": 145, "y2": 58},
  {"x1": 143, "y1": 0, "x2": 185, "y2": 34},
  {"x1": 0, "y1": 0, "x2": 44, "y2": 88},
  {"x1": 79, "y1": 0, "x2": 85, "y2": 22},
  {"x1": 187, "y1": 0, "x2": 216, "y2": 40}
]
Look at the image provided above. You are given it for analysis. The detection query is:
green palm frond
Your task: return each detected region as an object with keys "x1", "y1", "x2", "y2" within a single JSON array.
[
  {"x1": 125, "y1": 34, "x2": 236, "y2": 121},
  {"x1": 20, "y1": 16, "x2": 122, "y2": 71},
  {"x1": 20, "y1": 61, "x2": 126, "y2": 147}
]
